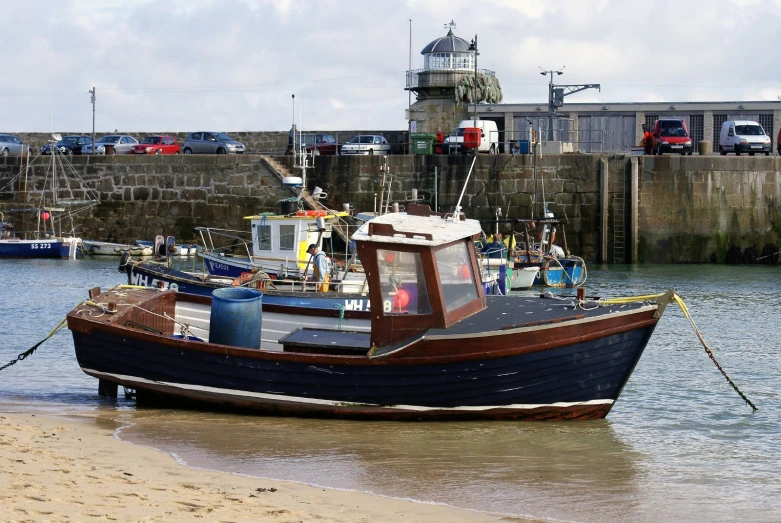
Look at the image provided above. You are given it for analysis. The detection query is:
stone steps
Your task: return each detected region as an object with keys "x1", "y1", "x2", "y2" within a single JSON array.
[{"x1": 260, "y1": 155, "x2": 350, "y2": 245}]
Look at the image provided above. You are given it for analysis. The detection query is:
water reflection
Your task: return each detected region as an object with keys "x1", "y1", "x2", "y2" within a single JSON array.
[{"x1": 117, "y1": 411, "x2": 644, "y2": 521}]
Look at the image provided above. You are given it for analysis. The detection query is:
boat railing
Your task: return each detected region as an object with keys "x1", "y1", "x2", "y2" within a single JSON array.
[{"x1": 195, "y1": 227, "x2": 254, "y2": 260}]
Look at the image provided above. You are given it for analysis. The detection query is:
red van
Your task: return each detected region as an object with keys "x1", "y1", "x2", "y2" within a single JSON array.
[{"x1": 652, "y1": 118, "x2": 693, "y2": 155}]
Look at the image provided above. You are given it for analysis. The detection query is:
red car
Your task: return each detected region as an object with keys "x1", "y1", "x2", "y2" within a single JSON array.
[
  {"x1": 132, "y1": 135, "x2": 181, "y2": 155},
  {"x1": 652, "y1": 118, "x2": 693, "y2": 155},
  {"x1": 305, "y1": 134, "x2": 340, "y2": 155}
]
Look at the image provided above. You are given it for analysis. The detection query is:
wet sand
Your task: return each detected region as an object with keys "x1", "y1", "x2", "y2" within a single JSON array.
[{"x1": 0, "y1": 411, "x2": 535, "y2": 522}]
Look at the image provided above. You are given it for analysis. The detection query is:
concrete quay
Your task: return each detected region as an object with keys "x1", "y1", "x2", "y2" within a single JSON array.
[{"x1": 0, "y1": 153, "x2": 779, "y2": 264}]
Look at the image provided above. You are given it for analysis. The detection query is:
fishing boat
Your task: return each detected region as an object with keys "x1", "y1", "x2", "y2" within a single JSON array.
[
  {"x1": 82, "y1": 240, "x2": 153, "y2": 257},
  {"x1": 68, "y1": 204, "x2": 673, "y2": 420},
  {"x1": 0, "y1": 135, "x2": 99, "y2": 259}
]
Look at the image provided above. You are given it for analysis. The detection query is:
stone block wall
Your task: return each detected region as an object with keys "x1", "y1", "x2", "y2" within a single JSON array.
[{"x1": 2, "y1": 153, "x2": 779, "y2": 263}]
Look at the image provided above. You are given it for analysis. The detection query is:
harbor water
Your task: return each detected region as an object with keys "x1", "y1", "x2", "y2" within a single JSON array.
[{"x1": 1, "y1": 258, "x2": 780, "y2": 522}]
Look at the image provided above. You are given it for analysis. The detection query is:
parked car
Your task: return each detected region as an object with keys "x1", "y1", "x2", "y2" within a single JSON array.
[
  {"x1": 340, "y1": 135, "x2": 390, "y2": 156},
  {"x1": 0, "y1": 134, "x2": 29, "y2": 156},
  {"x1": 443, "y1": 120, "x2": 499, "y2": 154},
  {"x1": 719, "y1": 120, "x2": 771, "y2": 156},
  {"x1": 132, "y1": 135, "x2": 181, "y2": 155},
  {"x1": 82, "y1": 135, "x2": 139, "y2": 155},
  {"x1": 304, "y1": 134, "x2": 340, "y2": 155},
  {"x1": 652, "y1": 118, "x2": 693, "y2": 155},
  {"x1": 40, "y1": 135, "x2": 92, "y2": 155},
  {"x1": 182, "y1": 132, "x2": 246, "y2": 154}
]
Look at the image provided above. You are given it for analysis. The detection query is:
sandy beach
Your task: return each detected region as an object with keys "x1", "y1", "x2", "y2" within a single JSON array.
[{"x1": 0, "y1": 411, "x2": 534, "y2": 522}]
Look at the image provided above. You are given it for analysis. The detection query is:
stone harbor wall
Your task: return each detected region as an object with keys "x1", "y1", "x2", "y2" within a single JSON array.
[{"x1": 1, "y1": 154, "x2": 779, "y2": 263}]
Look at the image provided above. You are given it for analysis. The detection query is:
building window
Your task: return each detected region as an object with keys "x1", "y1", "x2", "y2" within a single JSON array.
[
  {"x1": 713, "y1": 114, "x2": 727, "y2": 144},
  {"x1": 279, "y1": 224, "x2": 295, "y2": 251},
  {"x1": 256, "y1": 225, "x2": 271, "y2": 251},
  {"x1": 689, "y1": 115, "x2": 704, "y2": 154}
]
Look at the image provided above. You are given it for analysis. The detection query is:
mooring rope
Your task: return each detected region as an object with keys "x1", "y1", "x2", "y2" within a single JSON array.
[
  {"x1": 0, "y1": 318, "x2": 68, "y2": 372},
  {"x1": 600, "y1": 292, "x2": 757, "y2": 412}
]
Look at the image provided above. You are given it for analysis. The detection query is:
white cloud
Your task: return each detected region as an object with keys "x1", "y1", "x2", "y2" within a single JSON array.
[{"x1": 0, "y1": 0, "x2": 779, "y2": 133}]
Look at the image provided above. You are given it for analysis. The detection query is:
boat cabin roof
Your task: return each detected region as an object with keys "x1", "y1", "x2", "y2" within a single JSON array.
[{"x1": 353, "y1": 212, "x2": 481, "y2": 247}]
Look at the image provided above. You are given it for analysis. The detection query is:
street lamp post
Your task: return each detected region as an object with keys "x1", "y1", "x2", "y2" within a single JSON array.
[
  {"x1": 539, "y1": 67, "x2": 564, "y2": 142},
  {"x1": 469, "y1": 35, "x2": 479, "y2": 156}
]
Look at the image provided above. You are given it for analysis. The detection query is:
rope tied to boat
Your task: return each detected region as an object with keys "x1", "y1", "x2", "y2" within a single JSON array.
[
  {"x1": 600, "y1": 291, "x2": 757, "y2": 412},
  {"x1": 0, "y1": 318, "x2": 68, "y2": 372}
]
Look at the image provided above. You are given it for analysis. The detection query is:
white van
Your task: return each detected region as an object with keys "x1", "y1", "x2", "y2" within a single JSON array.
[
  {"x1": 719, "y1": 120, "x2": 772, "y2": 156},
  {"x1": 444, "y1": 120, "x2": 499, "y2": 154}
]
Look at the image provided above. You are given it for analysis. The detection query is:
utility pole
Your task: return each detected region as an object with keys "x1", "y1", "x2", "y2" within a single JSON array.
[
  {"x1": 89, "y1": 87, "x2": 96, "y2": 149},
  {"x1": 539, "y1": 67, "x2": 600, "y2": 142},
  {"x1": 469, "y1": 35, "x2": 479, "y2": 157},
  {"x1": 408, "y1": 19, "x2": 412, "y2": 153}
]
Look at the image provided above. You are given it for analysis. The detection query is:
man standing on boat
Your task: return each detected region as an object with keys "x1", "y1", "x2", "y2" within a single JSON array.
[{"x1": 307, "y1": 243, "x2": 329, "y2": 291}]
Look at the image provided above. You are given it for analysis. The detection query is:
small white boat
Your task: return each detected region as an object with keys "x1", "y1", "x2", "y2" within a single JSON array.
[
  {"x1": 510, "y1": 265, "x2": 540, "y2": 290},
  {"x1": 172, "y1": 244, "x2": 197, "y2": 256},
  {"x1": 82, "y1": 240, "x2": 153, "y2": 257}
]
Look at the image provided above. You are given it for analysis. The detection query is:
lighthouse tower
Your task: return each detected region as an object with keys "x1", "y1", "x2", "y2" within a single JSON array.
[{"x1": 406, "y1": 22, "x2": 499, "y2": 133}]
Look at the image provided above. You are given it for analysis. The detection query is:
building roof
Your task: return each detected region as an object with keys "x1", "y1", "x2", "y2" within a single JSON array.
[{"x1": 420, "y1": 29, "x2": 472, "y2": 55}]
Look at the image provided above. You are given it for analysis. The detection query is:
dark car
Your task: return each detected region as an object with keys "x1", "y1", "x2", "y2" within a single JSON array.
[
  {"x1": 304, "y1": 134, "x2": 340, "y2": 156},
  {"x1": 40, "y1": 135, "x2": 92, "y2": 155}
]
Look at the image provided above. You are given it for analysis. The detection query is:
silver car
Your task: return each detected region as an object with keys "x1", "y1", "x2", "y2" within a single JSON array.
[
  {"x1": 82, "y1": 135, "x2": 139, "y2": 155},
  {"x1": 340, "y1": 135, "x2": 390, "y2": 156},
  {"x1": 0, "y1": 134, "x2": 29, "y2": 156},
  {"x1": 182, "y1": 132, "x2": 246, "y2": 154}
]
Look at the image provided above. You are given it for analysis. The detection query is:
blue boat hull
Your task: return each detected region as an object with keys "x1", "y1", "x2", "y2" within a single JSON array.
[
  {"x1": 69, "y1": 288, "x2": 662, "y2": 421},
  {"x1": 73, "y1": 321, "x2": 654, "y2": 420},
  {"x1": 0, "y1": 239, "x2": 74, "y2": 259}
]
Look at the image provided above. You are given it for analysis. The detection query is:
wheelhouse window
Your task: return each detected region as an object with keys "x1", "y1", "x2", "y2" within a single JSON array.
[
  {"x1": 256, "y1": 224, "x2": 271, "y2": 251},
  {"x1": 279, "y1": 224, "x2": 295, "y2": 251},
  {"x1": 377, "y1": 249, "x2": 432, "y2": 315},
  {"x1": 435, "y1": 242, "x2": 478, "y2": 313}
]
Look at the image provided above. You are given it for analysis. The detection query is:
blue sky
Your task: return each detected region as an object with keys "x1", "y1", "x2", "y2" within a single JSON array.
[{"x1": 2, "y1": 0, "x2": 780, "y2": 132}]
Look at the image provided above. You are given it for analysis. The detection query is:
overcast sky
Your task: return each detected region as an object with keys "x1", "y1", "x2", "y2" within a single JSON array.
[{"x1": 3, "y1": 0, "x2": 780, "y2": 133}]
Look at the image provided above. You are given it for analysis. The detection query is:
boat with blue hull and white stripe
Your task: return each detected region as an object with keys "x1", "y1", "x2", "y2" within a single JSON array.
[
  {"x1": 68, "y1": 204, "x2": 672, "y2": 421},
  {"x1": 0, "y1": 134, "x2": 99, "y2": 260}
]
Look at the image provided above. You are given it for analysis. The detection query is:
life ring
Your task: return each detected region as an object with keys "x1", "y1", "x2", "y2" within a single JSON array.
[
  {"x1": 295, "y1": 210, "x2": 328, "y2": 217},
  {"x1": 232, "y1": 272, "x2": 255, "y2": 286}
]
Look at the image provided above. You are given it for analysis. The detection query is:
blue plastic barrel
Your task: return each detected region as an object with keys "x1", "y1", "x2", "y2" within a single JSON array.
[{"x1": 209, "y1": 288, "x2": 263, "y2": 349}]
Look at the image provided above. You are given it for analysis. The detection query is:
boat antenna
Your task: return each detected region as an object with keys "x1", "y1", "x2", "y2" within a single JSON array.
[{"x1": 453, "y1": 155, "x2": 477, "y2": 221}]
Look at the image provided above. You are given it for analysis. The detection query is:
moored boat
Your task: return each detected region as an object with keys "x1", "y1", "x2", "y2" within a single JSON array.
[
  {"x1": 83, "y1": 240, "x2": 153, "y2": 257},
  {"x1": 68, "y1": 204, "x2": 673, "y2": 421}
]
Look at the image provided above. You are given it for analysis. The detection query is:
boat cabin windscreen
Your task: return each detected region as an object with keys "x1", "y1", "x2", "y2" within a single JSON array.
[
  {"x1": 434, "y1": 241, "x2": 478, "y2": 312},
  {"x1": 376, "y1": 249, "x2": 432, "y2": 315}
]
